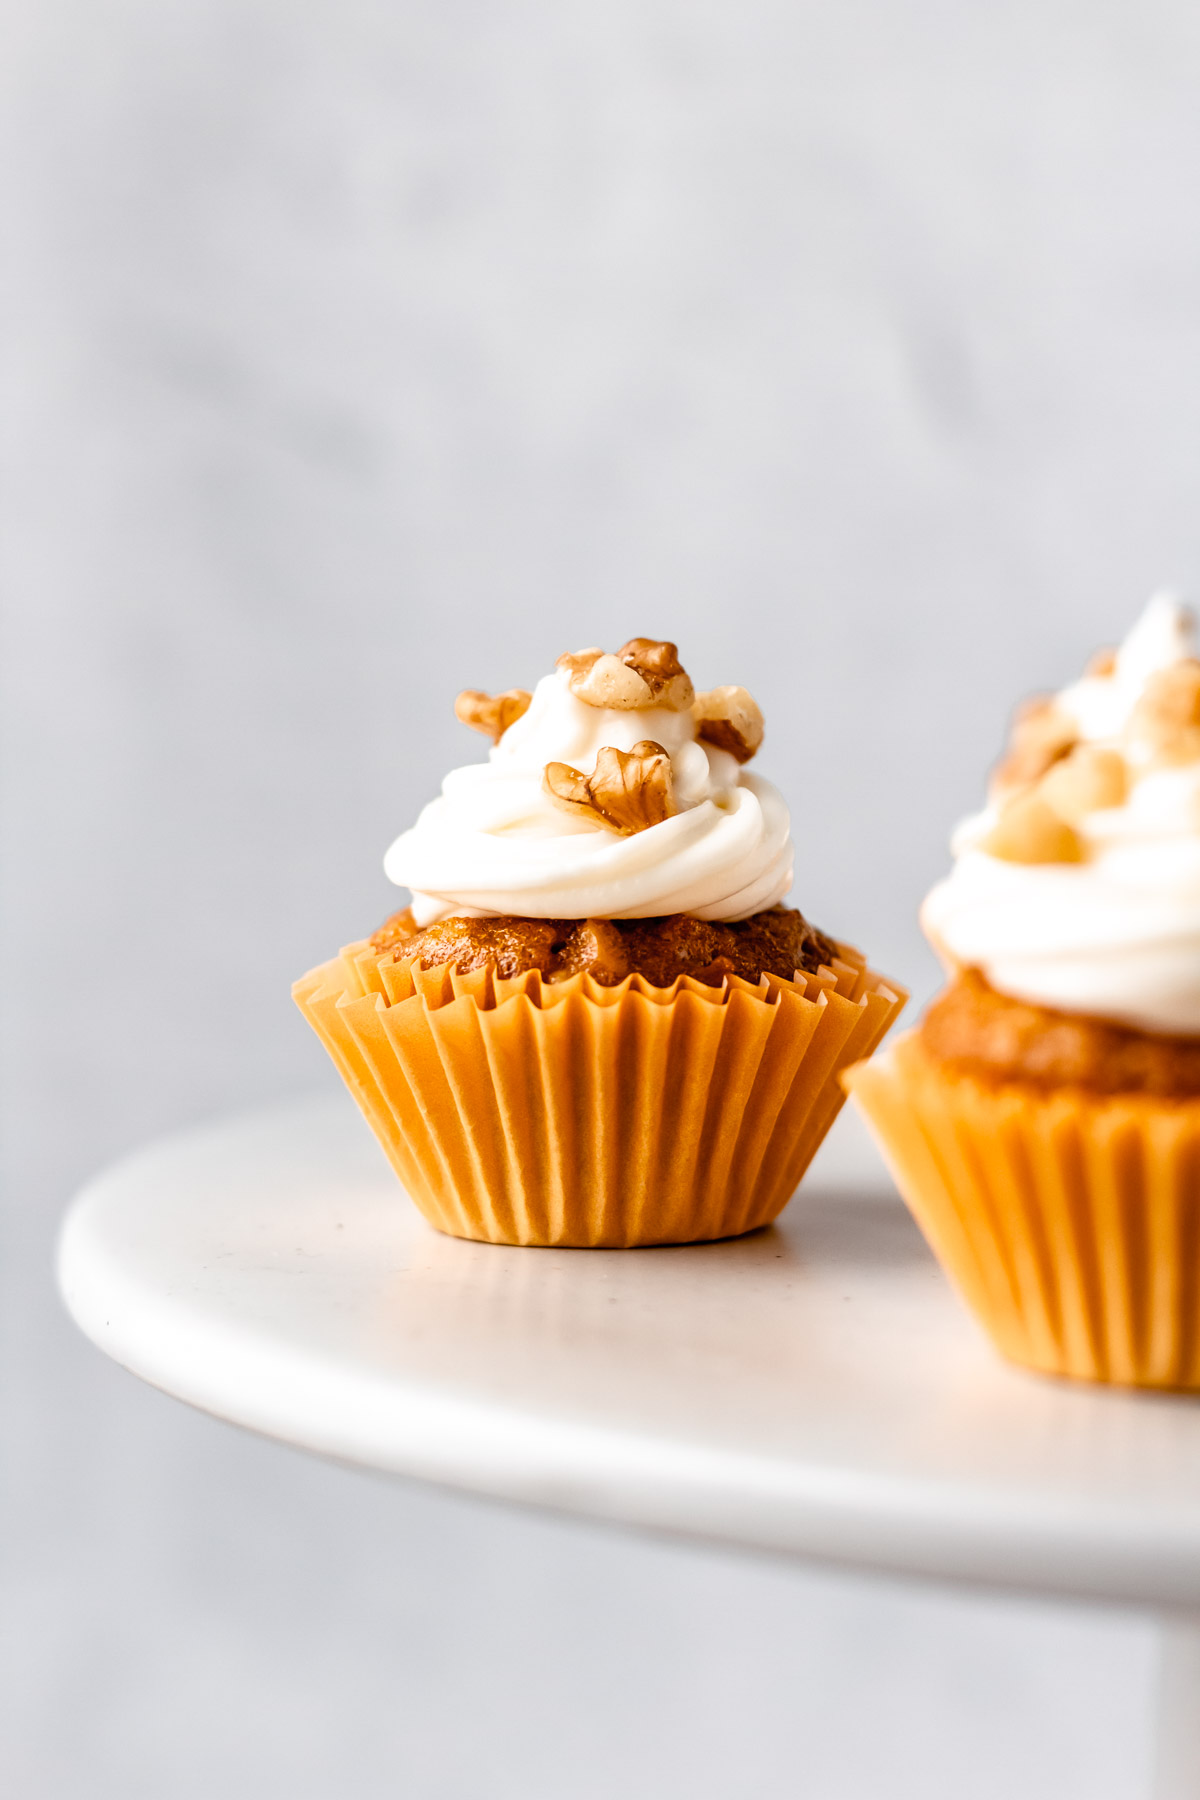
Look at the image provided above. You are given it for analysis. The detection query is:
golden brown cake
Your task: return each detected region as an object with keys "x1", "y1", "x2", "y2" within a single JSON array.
[
  {"x1": 370, "y1": 904, "x2": 839, "y2": 989},
  {"x1": 920, "y1": 968, "x2": 1200, "y2": 1097}
]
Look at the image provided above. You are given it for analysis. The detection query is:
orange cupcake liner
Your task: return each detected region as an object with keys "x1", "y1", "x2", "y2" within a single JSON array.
[
  {"x1": 845, "y1": 1032, "x2": 1200, "y2": 1389},
  {"x1": 295, "y1": 939, "x2": 905, "y2": 1248}
]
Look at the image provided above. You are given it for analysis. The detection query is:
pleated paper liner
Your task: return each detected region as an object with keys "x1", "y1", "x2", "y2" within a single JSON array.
[
  {"x1": 294, "y1": 939, "x2": 905, "y2": 1248},
  {"x1": 845, "y1": 1032, "x2": 1200, "y2": 1389}
]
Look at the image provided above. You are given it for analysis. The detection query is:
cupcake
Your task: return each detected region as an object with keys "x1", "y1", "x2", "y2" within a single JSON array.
[
  {"x1": 846, "y1": 596, "x2": 1200, "y2": 1387},
  {"x1": 295, "y1": 637, "x2": 904, "y2": 1247}
]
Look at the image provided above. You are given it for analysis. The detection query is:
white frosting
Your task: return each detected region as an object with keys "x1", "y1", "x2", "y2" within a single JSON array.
[
  {"x1": 923, "y1": 595, "x2": 1200, "y2": 1035},
  {"x1": 385, "y1": 670, "x2": 795, "y2": 924}
]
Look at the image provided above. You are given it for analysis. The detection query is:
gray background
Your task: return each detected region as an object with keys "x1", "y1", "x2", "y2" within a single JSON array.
[{"x1": 5, "y1": 1, "x2": 1198, "y2": 1793}]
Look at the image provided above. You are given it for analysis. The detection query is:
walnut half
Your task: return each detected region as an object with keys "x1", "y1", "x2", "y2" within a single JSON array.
[
  {"x1": 543, "y1": 740, "x2": 677, "y2": 834},
  {"x1": 557, "y1": 639, "x2": 695, "y2": 712},
  {"x1": 454, "y1": 688, "x2": 532, "y2": 742},
  {"x1": 692, "y1": 686, "x2": 764, "y2": 763}
]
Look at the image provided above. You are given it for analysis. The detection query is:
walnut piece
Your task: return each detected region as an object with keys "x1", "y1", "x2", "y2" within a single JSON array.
[
  {"x1": 1039, "y1": 745, "x2": 1128, "y2": 821},
  {"x1": 556, "y1": 639, "x2": 694, "y2": 712},
  {"x1": 1128, "y1": 659, "x2": 1200, "y2": 766},
  {"x1": 454, "y1": 687, "x2": 532, "y2": 742},
  {"x1": 979, "y1": 791, "x2": 1085, "y2": 865},
  {"x1": 990, "y1": 698, "x2": 1079, "y2": 799},
  {"x1": 692, "y1": 686, "x2": 764, "y2": 763},
  {"x1": 1086, "y1": 648, "x2": 1118, "y2": 678},
  {"x1": 617, "y1": 638, "x2": 695, "y2": 708},
  {"x1": 543, "y1": 740, "x2": 677, "y2": 834},
  {"x1": 556, "y1": 650, "x2": 649, "y2": 709}
]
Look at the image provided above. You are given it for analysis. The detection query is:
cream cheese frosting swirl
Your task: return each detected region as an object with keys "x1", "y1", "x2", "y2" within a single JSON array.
[
  {"x1": 385, "y1": 659, "x2": 795, "y2": 926},
  {"x1": 922, "y1": 596, "x2": 1200, "y2": 1035}
]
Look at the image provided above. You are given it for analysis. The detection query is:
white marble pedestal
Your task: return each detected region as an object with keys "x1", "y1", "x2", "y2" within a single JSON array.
[{"x1": 57, "y1": 1094, "x2": 1200, "y2": 1797}]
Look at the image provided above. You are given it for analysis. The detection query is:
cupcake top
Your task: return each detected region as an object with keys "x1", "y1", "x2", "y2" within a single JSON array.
[
  {"x1": 922, "y1": 596, "x2": 1200, "y2": 1035},
  {"x1": 384, "y1": 638, "x2": 794, "y2": 926}
]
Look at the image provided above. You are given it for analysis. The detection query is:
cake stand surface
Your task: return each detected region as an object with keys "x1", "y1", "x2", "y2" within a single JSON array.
[{"x1": 59, "y1": 1092, "x2": 1200, "y2": 1797}]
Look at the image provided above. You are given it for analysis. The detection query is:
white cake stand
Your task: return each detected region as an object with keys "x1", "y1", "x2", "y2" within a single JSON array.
[{"x1": 58, "y1": 1093, "x2": 1200, "y2": 1798}]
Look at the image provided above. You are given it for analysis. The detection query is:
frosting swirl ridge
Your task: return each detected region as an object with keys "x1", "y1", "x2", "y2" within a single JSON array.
[{"x1": 385, "y1": 665, "x2": 795, "y2": 925}]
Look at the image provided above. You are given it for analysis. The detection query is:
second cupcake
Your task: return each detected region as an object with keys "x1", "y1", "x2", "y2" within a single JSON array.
[
  {"x1": 296, "y1": 637, "x2": 904, "y2": 1247},
  {"x1": 847, "y1": 596, "x2": 1200, "y2": 1387}
]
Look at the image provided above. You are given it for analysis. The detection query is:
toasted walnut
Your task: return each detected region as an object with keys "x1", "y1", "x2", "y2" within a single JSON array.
[
  {"x1": 556, "y1": 650, "x2": 649, "y2": 709},
  {"x1": 979, "y1": 791, "x2": 1085, "y2": 865},
  {"x1": 990, "y1": 698, "x2": 1079, "y2": 799},
  {"x1": 1039, "y1": 745, "x2": 1128, "y2": 822},
  {"x1": 543, "y1": 740, "x2": 677, "y2": 834},
  {"x1": 692, "y1": 686, "x2": 764, "y2": 763},
  {"x1": 1129, "y1": 659, "x2": 1200, "y2": 766},
  {"x1": 454, "y1": 688, "x2": 532, "y2": 742},
  {"x1": 616, "y1": 639, "x2": 695, "y2": 709},
  {"x1": 556, "y1": 639, "x2": 694, "y2": 712}
]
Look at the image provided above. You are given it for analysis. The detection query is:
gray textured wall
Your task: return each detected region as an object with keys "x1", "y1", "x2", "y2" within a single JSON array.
[{"x1": 7, "y1": 1, "x2": 1196, "y2": 1793}]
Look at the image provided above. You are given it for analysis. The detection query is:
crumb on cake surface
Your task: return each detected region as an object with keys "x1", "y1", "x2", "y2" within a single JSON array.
[{"x1": 369, "y1": 906, "x2": 838, "y2": 989}]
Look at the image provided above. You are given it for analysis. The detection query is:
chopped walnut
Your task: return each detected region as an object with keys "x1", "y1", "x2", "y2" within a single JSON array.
[
  {"x1": 556, "y1": 650, "x2": 648, "y2": 709},
  {"x1": 1128, "y1": 659, "x2": 1200, "y2": 766},
  {"x1": 556, "y1": 639, "x2": 694, "y2": 712},
  {"x1": 990, "y1": 698, "x2": 1079, "y2": 799},
  {"x1": 1039, "y1": 745, "x2": 1128, "y2": 821},
  {"x1": 617, "y1": 639, "x2": 695, "y2": 708},
  {"x1": 692, "y1": 686, "x2": 764, "y2": 763},
  {"x1": 979, "y1": 791, "x2": 1085, "y2": 865},
  {"x1": 454, "y1": 688, "x2": 532, "y2": 742},
  {"x1": 543, "y1": 740, "x2": 677, "y2": 834}
]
